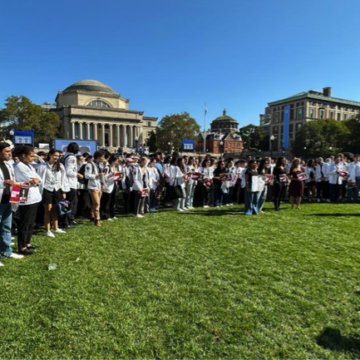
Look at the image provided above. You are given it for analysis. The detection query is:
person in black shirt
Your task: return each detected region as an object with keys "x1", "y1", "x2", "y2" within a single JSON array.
[
  {"x1": 272, "y1": 157, "x2": 288, "y2": 211},
  {"x1": 0, "y1": 142, "x2": 24, "y2": 265},
  {"x1": 212, "y1": 161, "x2": 228, "y2": 207}
]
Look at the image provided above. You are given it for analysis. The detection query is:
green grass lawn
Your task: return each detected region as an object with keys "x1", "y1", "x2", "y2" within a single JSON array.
[{"x1": 1, "y1": 203, "x2": 360, "y2": 359}]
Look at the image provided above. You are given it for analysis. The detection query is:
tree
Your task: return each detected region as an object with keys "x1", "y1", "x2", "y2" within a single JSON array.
[
  {"x1": 239, "y1": 124, "x2": 264, "y2": 150},
  {"x1": 146, "y1": 130, "x2": 158, "y2": 152},
  {"x1": 0, "y1": 95, "x2": 62, "y2": 144},
  {"x1": 156, "y1": 112, "x2": 200, "y2": 152},
  {"x1": 343, "y1": 115, "x2": 360, "y2": 154},
  {"x1": 291, "y1": 118, "x2": 350, "y2": 158}
]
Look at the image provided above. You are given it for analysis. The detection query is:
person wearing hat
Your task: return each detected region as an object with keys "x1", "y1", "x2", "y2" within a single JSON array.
[{"x1": 0, "y1": 142, "x2": 24, "y2": 265}]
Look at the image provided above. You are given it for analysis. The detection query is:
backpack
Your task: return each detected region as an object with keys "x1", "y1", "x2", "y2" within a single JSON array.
[{"x1": 78, "y1": 162, "x2": 95, "y2": 186}]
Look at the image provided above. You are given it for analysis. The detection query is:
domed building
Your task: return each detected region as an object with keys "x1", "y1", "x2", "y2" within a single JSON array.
[
  {"x1": 53, "y1": 80, "x2": 157, "y2": 148},
  {"x1": 210, "y1": 109, "x2": 239, "y2": 133},
  {"x1": 196, "y1": 109, "x2": 243, "y2": 154}
]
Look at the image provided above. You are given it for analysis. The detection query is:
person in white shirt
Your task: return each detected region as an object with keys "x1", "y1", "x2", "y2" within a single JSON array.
[
  {"x1": 198, "y1": 159, "x2": 214, "y2": 208},
  {"x1": 148, "y1": 158, "x2": 160, "y2": 212},
  {"x1": 347, "y1": 154, "x2": 360, "y2": 202},
  {"x1": 163, "y1": 156, "x2": 173, "y2": 206},
  {"x1": 0, "y1": 142, "x2": 24, "y2": 265},
  {"x1": 121, "y1": 158, "x2": 135, "y2": 214},
  {"x1": 304, "y1": 159, "x2": 316, "y2": 202},
  {"x1": 100, "y1": 155, "x2": 118, "y2": 220},
  {"x1": 85, "y1": 150, "x2": 107, "y2": 226},
  {"x1": 172, "y1": 158, "x2": 186, "y2": 211},
  {"x1": 36, "y1": 149, "x2": 68, "y2": 237},
  {"x1": 184, "y1": 156, "x2": 197, "y2": 209},
  {"x1": 13, "y1": 146, "x2": 42, "y2": 256},
  {"x1": 132, "y1": 157, "x2": 150, "y2": 218},
  {"x1": 327, "y1": 156, "x2": 345, "y2": 203}
]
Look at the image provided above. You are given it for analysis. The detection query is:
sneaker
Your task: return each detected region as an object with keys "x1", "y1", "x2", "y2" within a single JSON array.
[
  {"x1": 53, "y1": 229, "x2": 66, "y2": 234},
  {"x1": 11, "y1": 237, "x2": 15, "y2": 240},
  {"x1": 226, "y1": 204, "x2": 230, "y2": 206},
  {"x1": 203, "y1": 205, "x2": 209, "y2": 208},
  {"x1": 107, "y1": 218, "x2": 113, "y2": 221},
  {"x1": 45, "y1": 231, "x2": 55, "y2": 238},
  {"x1": 10, "y1": 242, "x2": 14, "y2": 246},
  {"x1": 19, "y1": 248, "x2": 34, "y2": 256},
  {"x1": 176, "y1": 209, "x2": 184, "y2": 212},
  {"x1": 135, "y1": 214, "x2": 144, "y2": 218},
  {"x1": 9, "y1": 253, "x2": 24, "y2": 259}
]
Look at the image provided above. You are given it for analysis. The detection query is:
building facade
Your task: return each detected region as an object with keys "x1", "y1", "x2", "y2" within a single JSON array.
[
  {"x1": 52, "y1": 80, "x2": 157, "y2": 148},
  {"x1": 196, "y1": 110, "x2": 243, "y2": 154},
  {"x1": 261, "y1": 87, "x2": 360, "y2": 151}
]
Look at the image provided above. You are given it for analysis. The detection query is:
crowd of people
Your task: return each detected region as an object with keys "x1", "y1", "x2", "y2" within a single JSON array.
[{"x1": 0, "y1": 139, "x2": 359, "y2": 266}]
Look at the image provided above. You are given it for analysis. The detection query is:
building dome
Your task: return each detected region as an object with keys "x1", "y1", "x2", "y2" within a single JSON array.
[
  {"x1": 63, "y1": 80, "x2": 118, "y2": 95},
  {"x1": 210, "y1": 109, "x2": 239, "y2": 133}
]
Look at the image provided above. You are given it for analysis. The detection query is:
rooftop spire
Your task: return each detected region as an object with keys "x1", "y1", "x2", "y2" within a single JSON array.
[{"x1": 223, "y1": 109, "x2": 226, "y2": 116}]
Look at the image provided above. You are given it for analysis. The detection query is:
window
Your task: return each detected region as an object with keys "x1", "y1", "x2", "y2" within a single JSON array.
[
  {"x1": 82, "y1": 124, "x2": 86, "y2": 139},
  {"x1": 273, "y1": 107, "x2": 280, "y2": 112},
  {"x1": 274, "y1": 113, "x2": 279, "y2": 123},
  {"x1": 337, "y1": 113, "x2": 341, "y2": 120},
  {"x1": 296, "y1": 123, "x2": 302, "y2": 131},
  {"x1": 89, "y1": 124, "x2": 93, "y2": 140},
  {"x1": 88, "y1": 100, "x2": 111, "y2": 108},
  {"x1": 309, "y1": 101, "x2": 314, "y2": 106},
  {"x1": 296, "y1": 102, "x2": 304, "y2": 107},
  {"x1": 289, "y1": 124, "x2": 293, "y2": 132},
  {"x1": 237, "y1": 143, "x2": 240, "y2": 148},
  {"x1": 309, "y1": 108, "x2": 314, "y2": 118},
  {"x1": 274, "y1": 126, "x2": 278, "y2": 134},
  {"x1": 148, "y1": 121, "x2": 151, "y2": 127},
  {"x1": 297, "y1": 108, "x2": 303, "y2": 119},
  {"x1": 74, "y1": 123, "x2": 78, "y2": 138},
  {"x1": 320, "y1": 110, "x2": 325, "y2": 119},
  {"x1": 330, "y1": 111, "x2": 334, "y2": 118},
  {"x1": 344, "y1": 114, "x2": 347, "y2": 120}
]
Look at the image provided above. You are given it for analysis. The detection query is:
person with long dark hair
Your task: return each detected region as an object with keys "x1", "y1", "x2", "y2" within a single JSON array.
[
  {"x1": 257, "y1": 158, "x2": 271, "y2": 212},
  {"x1": 272, "y1": 157, "x2": 288, "y2": 211},
  {"x1": 36, "y1": 149, "x2": 68, "y2": 237},
  {"x1": 288, "y1": 158, "x2": 305, "y2": 209},
  {"x1": 198, "y1": 158, "x2": 213, "y2": 208},
  {"x1": 212, "y1": 161, "x2": 228, "y2": 207},
  {"x1": 13, "y1": 146, "x2": 42, "y2": 255},
  {"x1": 305, "y1": 159, "x2": 316, "y2": 202},
  {"x1": 172, "y1": 157, "x2": 186, "y2": 211},
  {"x1": 244, "y1": 159, "x2": 261, "y2": 215},
  {"x1": 101, "y1": 155, "x2": 118, "y2": 220}
]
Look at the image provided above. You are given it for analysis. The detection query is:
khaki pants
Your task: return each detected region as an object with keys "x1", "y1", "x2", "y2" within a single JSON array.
[{"x1": 89, "y1": 189, "x2": 102, "y2": 220}]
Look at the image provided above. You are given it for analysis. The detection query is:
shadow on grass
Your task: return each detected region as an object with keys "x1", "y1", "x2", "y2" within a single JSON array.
[
  {"x1": 316, "y1": 327, "x2": 360, "y2": 355},
  {"x1": 307, "y1": 213, "x2": 360, "y2": 217}
]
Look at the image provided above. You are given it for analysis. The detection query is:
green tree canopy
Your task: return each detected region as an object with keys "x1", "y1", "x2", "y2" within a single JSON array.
[
  {"x1": 343, "y1": 115, "x2": 360, "y2": 154},
  {"x1": 156, "y1": 112, "x2": 200, "y2": 152},
  {"x1": 0, "y1": 95, "x2": 62, "y2": 144},
  {"x1": 239, "y1": 124, "x2": 264, "y2": 150},
  {"x1": 291, "y1": 118, "x2": 350, "y2": 158}
]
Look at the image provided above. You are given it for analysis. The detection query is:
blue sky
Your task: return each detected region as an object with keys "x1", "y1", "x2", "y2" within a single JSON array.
[{"x1": 1, "y1": 0, "x2": 360, "y2": 130}]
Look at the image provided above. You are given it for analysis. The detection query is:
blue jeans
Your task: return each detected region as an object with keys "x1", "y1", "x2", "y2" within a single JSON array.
[
  {"x1": 347, "y1": 178, "x2": 360, "y2": 202},
  {"x1": 0, "y1": 203, "x2": 13, "y2": 257},
  {"x1": 245, "y1": 191, "x2": 260, "y2": 215},
  {"x1": 185, "y1": 181, "x2": 196, "y2": 208},
  {"x1": 258, "y1": 185, "x2": 268, "y2": 211}
]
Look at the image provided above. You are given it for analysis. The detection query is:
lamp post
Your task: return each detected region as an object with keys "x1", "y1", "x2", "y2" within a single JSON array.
[
  {"x1": 270, "y1": 135, "x2": 275, "y2": 158},
  {"x1": 219, "y1": 141, "x2": 223, "y2": 156}
]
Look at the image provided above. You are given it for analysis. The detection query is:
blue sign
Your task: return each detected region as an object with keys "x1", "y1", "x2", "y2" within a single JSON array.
[
  {"x1": 12, "y1": 128, "x2": 35, "y2": 146},
  {"x1": 181, "y1": 138, "x2": 195, "y2": 152},
  {"x1": 54, "y1": 139, "x2": 97, "y2": 155},
  {"x1": 282, "y1": 105, "x2": 290, "y2": 150}
]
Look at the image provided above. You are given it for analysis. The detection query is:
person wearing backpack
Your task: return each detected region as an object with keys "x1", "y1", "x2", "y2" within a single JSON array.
[{"x1": 63, "y1": 142, "x2": 81, "y2": 228}]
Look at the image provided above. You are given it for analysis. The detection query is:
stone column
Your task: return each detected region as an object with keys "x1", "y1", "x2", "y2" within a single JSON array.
[
  {"x1": 139, "y1": 126, "x2": 143, "y2": 145},
  {"x1": 79, "y1": 122, "x2": 83, "y2": 140},
  {"x1": 121, "y1": 125, "x2": 126, "y2": 147},
  {"x1": 101, "y1": 124, "x2": 105, "y2": 146},
  {"x1": 109, "y1": 124, "x2": 113, "y2": 147},
  {"x1": 117, "y1": 125, "x2": 120, "y2": 147},
  {"x1": 93, "y1": 124, "x2": 98, "y2": 141},
  {"x1": 86, "y1": 123, "x2": 91, "y2": 140},
  {"x1": 71, "y1": 122, "x2": 75, "y2": 139},
  {"x1": 129, "y1": 126, "x2": 133, "y2": 147}
]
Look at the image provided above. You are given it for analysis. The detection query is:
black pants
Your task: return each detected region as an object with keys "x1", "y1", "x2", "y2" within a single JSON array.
[
  {"x1": 238, "y1": 187, "x2": 245, "y2": 204},
  {"x1": 273, "y1": 183, "x2": 286, "y2": 210},
  {"x1": 134, "y1": 191, "x2": 145, "y2": 216},
  {"x1": 122, "y1": 190, "x2": 132, "y2": 214},
  {"x1": 18, "y1": 203, "x2": 39, "y2": 250},
  {"x1": 316, "y1": 181, "x2": 329, "y2": 200},
  {"x1": 101, "y1": 191, "x2": 114, "y2": 219},
  {"x1": 77, "y1": 189, "x2": 91, "y2": 217},
  {"x1": 64, "y1": 188, "x2": 78, "y2": 225}
]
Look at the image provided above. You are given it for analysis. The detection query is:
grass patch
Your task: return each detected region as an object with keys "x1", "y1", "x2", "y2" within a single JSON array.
[{"x1": 1, "y1": 203, "x2": 360, "y2": 359}]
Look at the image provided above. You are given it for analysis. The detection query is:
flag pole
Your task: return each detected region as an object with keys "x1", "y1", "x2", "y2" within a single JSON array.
[{"x1": 204, "y1": 103, "x2": 207, "y2": 154}]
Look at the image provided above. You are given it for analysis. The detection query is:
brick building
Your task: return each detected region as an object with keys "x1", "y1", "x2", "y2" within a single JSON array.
[{"x1": 196, "y1": 110, "x2": 243, "y2": 154}]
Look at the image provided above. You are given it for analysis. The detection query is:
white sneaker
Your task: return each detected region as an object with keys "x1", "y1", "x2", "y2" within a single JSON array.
[
  {"x1": 113, "y1": 217, "x2": 118, "y2": 219},
  {"x1": 177, "y1": 209, "x2": 184, "y2": 212},
  {"x1": 107, "y1": 218, "x2": 113, "y2": 221},
  {"x1": 11, "y1": 242, "x2": 15, "y2": 246},
  {"x1": 11, "y1": 237, "x2": 15, "y2": 240},
  {"x1": 45, "y1": 231, "x2": 55, "y2": 238},
  {"x1": 135, "y1": 214, "x2": 144, "y2": 218},
  {"x1": 226, "y1": 204, "x2": 230, "y2": 206},
  {"x1": 53, "y1": 228, "x2": 66, "y2": 234},
  {"x1": 9, "y1": 253, "x2": 24, "y2": 259},
  {"x1": 203, "y1": 205, "x2": 209, "y2": 208},
  {"x1": 0, "y1": 262, "x2": 4, "y2": 267}
]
